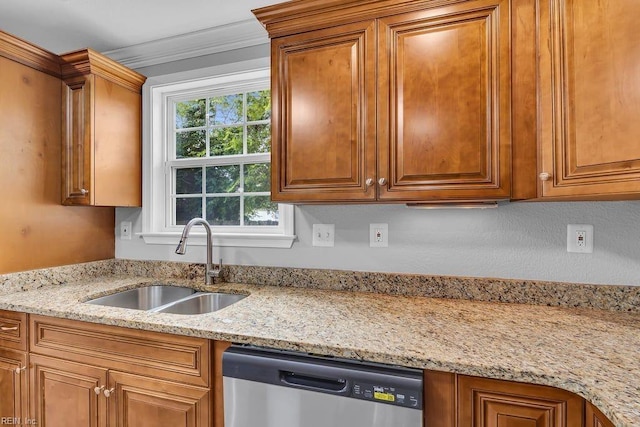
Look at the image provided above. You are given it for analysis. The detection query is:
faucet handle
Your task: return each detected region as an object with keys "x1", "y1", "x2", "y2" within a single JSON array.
[{"x1": 208, "y1": 259, "x2": 224, "y2": 279}]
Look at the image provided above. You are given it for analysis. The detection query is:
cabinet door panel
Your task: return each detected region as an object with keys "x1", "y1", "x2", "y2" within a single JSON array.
[
  {"x1": 539, "y1": 0, "x2": 640, "y2": 197},
  {"x1": 585, "y1": 402, "x2": 615, "y2": 427},
  {"x1": 378, "y1": 0, "x2": 511, "y2": 201},
  {"x1": 30, "y1": 354, "x2": 107, "y2": 427},
  {"x1": 108, "y1": 371, "x2": 209, "y2": 427},
  {"x1": 62, "y1": 75, "x2": 93, "y2": 206},
  {"x1": 0, "y1": 349, "x2": 27, "y2": 422},
  {"x1": 458, "y1": 375, "x2": 583, "y2": 427},
  {"x1": 271, "y1": 20, "x2": 376, "y2": 202}
]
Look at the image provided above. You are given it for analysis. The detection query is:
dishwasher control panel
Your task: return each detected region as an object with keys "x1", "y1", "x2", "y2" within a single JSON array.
[{"x1": 352, "y1": 382, "x2": 421, "y2": 409}]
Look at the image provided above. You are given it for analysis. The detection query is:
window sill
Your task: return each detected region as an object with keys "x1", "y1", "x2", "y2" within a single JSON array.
[{"x1": 138, "y1": 232, "x2": 296, "y2": 248}]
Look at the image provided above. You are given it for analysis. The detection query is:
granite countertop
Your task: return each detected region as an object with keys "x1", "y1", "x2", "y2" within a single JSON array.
[{"x1": 0, "y1": 263, "x2": 638, "y2": 427}]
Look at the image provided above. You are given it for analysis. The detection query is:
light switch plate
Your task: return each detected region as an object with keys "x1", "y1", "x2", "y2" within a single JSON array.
[{"x1": 312, "y1": 224, "x2": 335, "y2": 247}]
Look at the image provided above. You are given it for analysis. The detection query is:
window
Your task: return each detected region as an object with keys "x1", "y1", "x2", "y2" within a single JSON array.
[{"x1": 141, "y1": 62, "x2": 295, "y2": 248}]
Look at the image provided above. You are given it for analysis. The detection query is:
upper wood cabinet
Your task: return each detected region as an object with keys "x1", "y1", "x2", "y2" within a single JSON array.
[
  {"x1": 60, "y1": 49, "x2": 146, "y2": 207},
  {"x1": 270, "y1": 21, "x2": 377, "y2": 202},
  {"x1": 257, "y1": 0, "x2": 512, "y2": 203},
  {"x1": 377, "y1": 0, "x2": 511, "y2": 201},
  {"x1": 537, "y1": 0, "x2": 640, "y2": 199}
]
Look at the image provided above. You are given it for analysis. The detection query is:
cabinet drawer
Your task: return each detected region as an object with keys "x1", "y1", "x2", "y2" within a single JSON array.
[
  {"x1": 30, "y1": 315, "x2": 210, "y2": 387},
  {"x1": 0, "y1": 310, "x2": 27, "y2": 351}
]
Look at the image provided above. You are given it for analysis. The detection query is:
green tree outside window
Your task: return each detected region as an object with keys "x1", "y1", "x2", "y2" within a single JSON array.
[{"x1": 173, "y1": 90, "x2": 277, "y2": 226}]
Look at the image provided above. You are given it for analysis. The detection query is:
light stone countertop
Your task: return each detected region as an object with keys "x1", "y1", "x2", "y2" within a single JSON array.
[{"x1": 0, "y1": 273, "x2": 638, "y2": 427}]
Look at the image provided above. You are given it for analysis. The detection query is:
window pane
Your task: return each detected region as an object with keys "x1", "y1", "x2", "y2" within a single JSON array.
[
  {"x1": 206, "y1": 197, "x2": 240, "y2": 225},
  {"x1": 176, "y1": 130, "x2": 206, "y2": 158},
  {"x1": 175, "y1": 99, "x2": 206, "y2": 129},
  {"x1": 176, "y1": 197, "x2": 202, "y2": 225},
  {"x1": 247, "y1": 124, "x2": 271, "y2": 154},
  {"x1": 244, "y1": 163, "x2": 270, "y2": 192},
  {"x1": 244, "y1": 196, "x2": 279, "y2": 226},
  {"x1": 210, "y1": 127, "x2": 243, "y2": 156},
  {"x1": 209, "y1": 95, "x2": 243, "y2": 125},
  {"x1": 247, "y1": 90, "x2": 271, "y2": 121},
  {"x1": 206, "y1": 165, "x2": 240, "y2": 194},
  {"x1": 175, "y1": 168, "x2": 202, "y2": 194}
]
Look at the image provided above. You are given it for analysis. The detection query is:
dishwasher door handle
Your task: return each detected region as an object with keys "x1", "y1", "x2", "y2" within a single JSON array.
[{"x1": 280, "y1": 371, "x2": 349, "y2": 394}]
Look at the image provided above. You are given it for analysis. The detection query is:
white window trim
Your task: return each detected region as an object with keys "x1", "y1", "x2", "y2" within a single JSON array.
[{"x1": 139, "y1": 58, "x2": 295, "y2": 248}]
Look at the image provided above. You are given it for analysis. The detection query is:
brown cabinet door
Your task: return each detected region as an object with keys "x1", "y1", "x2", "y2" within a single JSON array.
[
  {"x1": 61, "y1": 75, "x2": 93, "y2": 206},
  {"x1": 30, "y1": 353, "x2": 108, "y2": 427},
  {"x1": 377, "y1": 0, "x2": 511, "y2": 201},
  {"x1": 108, "y1": 371, "x2": 209, "y2": 427},
  {"x1": 539, "y1": 0, "x2": 640, "y2": 198},
  {"x1": 271, "y1": 20, "x2": 377, "y2": 202},
  {"x1": 585, "y1": 402, "x2": 615, "y2": 427},
  {"x1": 0, "y1": 348, "x2": 28, "y2": 422},
  {"x1": 458, "y1": 375, "x2": 583, "y2": 427}
]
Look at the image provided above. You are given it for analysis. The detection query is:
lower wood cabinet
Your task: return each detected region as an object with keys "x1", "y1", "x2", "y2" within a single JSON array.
[
  {"x1": 424, "y1": 371, "x2": 615, "y2": 427},
  {"x1": 458, "y1": 375, "x2": 584, "y2": 427},
  {"x1": 30, "y1": 354, "x2": 107, "y2": 427},
  {"x1": 585, "y1": 402, "x2": 615, "y2": 427},
  {"x1": 28, "y1": 315, "x2": 211, "y2": 427},
  {"x1": 108, "y1": 371, "x2": 209, "y2": 427},
  {"x1": 30, "y1": 354, "x2": 211, "y2": 427},
  {"x1": 0, "y1": 348, "x2": 28, "y2": 423}
]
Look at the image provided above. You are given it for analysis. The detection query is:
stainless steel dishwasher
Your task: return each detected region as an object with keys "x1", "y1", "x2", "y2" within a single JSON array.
[{"x1": 223, "y1": 346, "x2": 423, "y2": 427}]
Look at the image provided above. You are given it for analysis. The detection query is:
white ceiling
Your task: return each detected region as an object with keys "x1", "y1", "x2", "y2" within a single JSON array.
[{"x1": 0, "y1": 0, "x2": 281, "y2": 54}]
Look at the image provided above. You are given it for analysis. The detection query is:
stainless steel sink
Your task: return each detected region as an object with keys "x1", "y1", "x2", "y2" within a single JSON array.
[
  {"x1": 86, "y1": 285, "x2": 196, "y2": 310},
  {"x1": 86, "y1": 285, "x2": 246, "y2": 315},
  {"x1": 155, "y1": 293, "x2": 246, "y2": 315}
]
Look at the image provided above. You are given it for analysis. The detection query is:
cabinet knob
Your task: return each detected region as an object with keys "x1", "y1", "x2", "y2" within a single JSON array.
[
  {"x1": 104, "y1": 388, "x2": 115, "y2": 398},
  {"x1": 1, "y1": 326, "x2": 18, "y2": 331},
  {"x1": 365, "y1": 178, "x2": 374, "y2": 187},
  {"x1": 80, "y1": 188, "x2": 89, "y2": 195},
  {"x1": 15, "y1": 366, "x2": 26, "y2": 375},
  {"x1": 94, "y1": 385, "x2": 105, "y2": 395},
  {"x1": 539, "y1": 172, "x2": 551, "y2": 182},
  {"x1": 378, "y1": 178, "x2": 387, "y2": 186}
]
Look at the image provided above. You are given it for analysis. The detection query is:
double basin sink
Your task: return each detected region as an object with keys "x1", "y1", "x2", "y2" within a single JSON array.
[{"x1": 86, "y1": 285, "x2": 246, "y2": 315}]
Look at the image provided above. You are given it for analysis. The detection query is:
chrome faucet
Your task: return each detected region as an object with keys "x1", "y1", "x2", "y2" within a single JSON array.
[{"x1": 175, "y1": 218, "x2": 222, "y2": 285}]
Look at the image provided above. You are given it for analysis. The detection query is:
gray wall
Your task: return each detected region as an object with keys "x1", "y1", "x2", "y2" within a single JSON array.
[
  {"x1": 116, "y1": 46, "x2": 640, "y2": 286},
  {"x1": 116, "y1": 201, "x2": 640, "y2": 286}
]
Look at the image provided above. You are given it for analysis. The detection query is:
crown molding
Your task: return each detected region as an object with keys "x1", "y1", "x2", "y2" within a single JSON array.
[
  {"x1": 60, "y1": 48, "x2": 146, "y2": 92},
  {"x1": 0, "y1": 30, "x2": 61, "y2": 77},
  {"x1": 103, "y1": 19, "x2": 269, "y2": 70}
]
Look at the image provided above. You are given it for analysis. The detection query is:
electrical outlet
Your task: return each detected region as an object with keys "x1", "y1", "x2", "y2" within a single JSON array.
[
  {"x1": 312, "y1": 224, "x2": 335, "y2": 247},
  {"x1": 120, "y1": 221, "x2": 132, "y2": 240},
  {"x1": 567, "y1": 224, "x2": 593, "y2": 253},
  {"x1": 370, "y1": 223, "x2": 388, "y2": 248}
]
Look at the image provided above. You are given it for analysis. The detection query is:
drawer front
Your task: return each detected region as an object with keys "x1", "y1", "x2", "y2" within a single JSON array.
[
  {"x1": 0, "y1": 310, "x2": 27, "y2": 351},
  {"x1": 30, "y1": 315, "x2": 210, "y2": 387}
]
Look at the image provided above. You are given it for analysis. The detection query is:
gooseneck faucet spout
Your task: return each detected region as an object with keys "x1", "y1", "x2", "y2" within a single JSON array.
[{"x1": 175, "y1": 218, "x2": 222, "y2": 285}]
